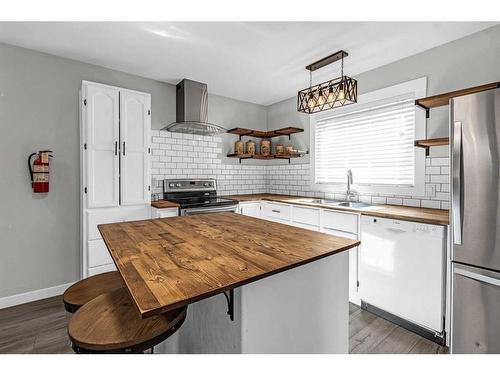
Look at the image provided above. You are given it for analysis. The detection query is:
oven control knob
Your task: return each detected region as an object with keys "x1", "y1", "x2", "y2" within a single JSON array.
[
  {"x1": 169, "y1": 183, "x2": 175, "y2": 188},
  {"x1": 176, "y1": 183, "x2": 181, "y2": 187},
  {"x1": 204, "y1": 183, "x2": 209, "y2": 187}
]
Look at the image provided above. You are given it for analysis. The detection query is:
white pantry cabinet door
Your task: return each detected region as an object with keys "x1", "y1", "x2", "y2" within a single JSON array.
[
  {"x1": 119, "y1": 90, "x2": 151, "y2": 205},
  {"x1": 84, "y1": 83, "x2": 120, "y2": 208}
]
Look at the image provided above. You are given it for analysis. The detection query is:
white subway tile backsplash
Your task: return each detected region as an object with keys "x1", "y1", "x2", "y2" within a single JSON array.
[
  {"x1": 421, "y1": 200, "x2": 441, "y2": 209},
  {"x1": 430, "y1": 175, "x2": 449, "y2": 184},
  {"x1": 386, "y1": 197, "x2": 403, "y2": 206},
  {"x1": 431, "y1": 157, "x2": 449, "y2": 166},
  {"x1": 150, "y1": 132, "x2": 450, "y2": 209},
  {"x1": 403, "y1": 199, "x2": 420, "y2": 207}
]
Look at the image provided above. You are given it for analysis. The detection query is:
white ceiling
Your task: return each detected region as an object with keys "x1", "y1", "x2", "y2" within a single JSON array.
[{"x1": 0, "y1": 22, "x2": 496, "y2": 105}]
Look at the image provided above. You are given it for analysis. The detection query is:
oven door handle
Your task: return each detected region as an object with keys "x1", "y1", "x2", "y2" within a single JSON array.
[{"x1": 182, "y1": 205, "x2": 238, "y2": 215}]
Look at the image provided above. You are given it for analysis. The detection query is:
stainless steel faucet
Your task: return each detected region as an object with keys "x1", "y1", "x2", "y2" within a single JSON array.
[{"x1": 346, "y1": 169, "x2": 358, "y2": 202}]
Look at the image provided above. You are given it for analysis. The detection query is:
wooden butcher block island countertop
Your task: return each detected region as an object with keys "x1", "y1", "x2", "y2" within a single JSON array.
[{"x1": 98, "y1": 213, "x2": 359, "y2": 318}]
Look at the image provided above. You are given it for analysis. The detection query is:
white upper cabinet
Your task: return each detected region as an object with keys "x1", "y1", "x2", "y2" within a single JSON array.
[
  {"x1": 119, "y1": 90, "x2": 151, "y2": 205},
  {"x1": 84, "y1": 83, "x2": 120, "y2": 208}
]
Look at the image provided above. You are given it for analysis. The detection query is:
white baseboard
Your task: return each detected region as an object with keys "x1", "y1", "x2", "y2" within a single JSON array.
[{"x1": 0, "y1": 281, "x2": 77, "y2": 309}]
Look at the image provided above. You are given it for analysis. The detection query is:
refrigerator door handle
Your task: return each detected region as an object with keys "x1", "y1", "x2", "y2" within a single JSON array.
[
  {"x1": 452, "y1": 120, "x2": 463, "y2": 245},
  {"x1": 455, "y1": 267, "x2": 500, "y2": 287}
]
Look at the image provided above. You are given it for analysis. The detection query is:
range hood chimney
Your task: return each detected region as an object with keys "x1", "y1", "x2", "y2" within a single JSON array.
[{"x1": 162, "y1": 79, "x2": 226, "y2": 136}]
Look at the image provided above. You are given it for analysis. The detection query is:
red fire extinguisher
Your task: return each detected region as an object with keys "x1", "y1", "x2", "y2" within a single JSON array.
[{"x1": 28, "y1": 150, "x2": 53, "y2": 193}]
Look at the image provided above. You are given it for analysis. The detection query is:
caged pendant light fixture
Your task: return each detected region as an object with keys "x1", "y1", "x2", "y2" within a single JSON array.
[{"x1": 297, "y1": 50, "x2": 357, "y2": 114}]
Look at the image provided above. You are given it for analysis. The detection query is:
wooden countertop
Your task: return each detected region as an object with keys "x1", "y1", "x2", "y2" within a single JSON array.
[
  {"x1": 98, "y1": 213, "x2": 359, "y2": 318},
  {"x1": 151, "y1": 200, "x2": 180, "y2": 209},
  {"x1": 225, "y1": 194, "x2": 449, "y2": 225}
]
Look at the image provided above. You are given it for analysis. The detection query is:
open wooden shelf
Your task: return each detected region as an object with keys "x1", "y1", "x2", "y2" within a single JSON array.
[
  {"x1": 414, "y1": 137, "x2": 449, "y2": 155},
  {"x1": 226, "y1": 153, "x2": 254, "y2": 160},
  {"x1": 227, "y1": 126, "x2": 304, "y2": 139},
  {"x1": 227, "y1": 153, "x2": 305, "y2": 163},
  {"x1": 415, "y1": 82, "x2": 500, "y2": 117}
]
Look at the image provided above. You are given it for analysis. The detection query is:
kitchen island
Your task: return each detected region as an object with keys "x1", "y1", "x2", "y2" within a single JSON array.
[{"x1": 98, "y1": 213, "x2": 359, "y2": 353}]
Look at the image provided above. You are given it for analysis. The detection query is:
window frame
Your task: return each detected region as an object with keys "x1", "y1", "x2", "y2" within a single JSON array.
[{"x1": 310, "y1": 77, "x2": 427, "y2": 197}]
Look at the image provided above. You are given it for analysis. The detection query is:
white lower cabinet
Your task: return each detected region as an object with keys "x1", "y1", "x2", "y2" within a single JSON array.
[
  {"x1": 239, "y1": 202, "x2": 261, "y2": 218},
  {"x1": 88, "y1": 263, "x2": 117, "y2": 277},
  {"x1": 83, "y1": 206, "x2": 150, "y2": 277},
  {"x1": 261, "y1": 201, "x2": 291, "y2": 223},
  {"x1": 258, "y1": 200, "x2": 360, "y2": 304},
  {"x1": 151, "y1": 207, "x2": 179, "y2": 218},
  {"x1": 291, "y1": 205, "x2": 320, "y2": 231},
  {"x1": 88, "y1": 239, "x2": 113, "y2": 268},
  {"x1": 320, "y1": 210, "x2": 361, "y2": 305}
]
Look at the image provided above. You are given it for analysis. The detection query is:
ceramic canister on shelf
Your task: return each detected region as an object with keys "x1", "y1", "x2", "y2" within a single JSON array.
[
  {"x1": 275, "y1": 144, "x2": 285, "y2": 155},
  {"x1": 260, "y1": 139, "x2": 271, "y2": 156},
  {"x1": 246, "y1": 140, "x2": 256, "y2": 155},
  {"x1": 234, "y1": 140, "x2": 244, "y2": 154}
]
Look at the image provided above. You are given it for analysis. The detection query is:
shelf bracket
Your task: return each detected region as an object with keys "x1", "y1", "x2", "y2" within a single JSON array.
[
  {"x1": 223, "y1": 289, "x2": 234, "y2": 321},
  {"x1": 415, "y1": 100, "x2": 430, "y2": 119}
]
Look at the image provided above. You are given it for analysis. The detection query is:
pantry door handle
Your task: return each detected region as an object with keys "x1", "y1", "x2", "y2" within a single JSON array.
[
  {"x1": 114, "y1": 141, "x2": 118, "y2": 156},
  {"x1": 122, "y1": 141, "x2": 126, "y2": 156}
]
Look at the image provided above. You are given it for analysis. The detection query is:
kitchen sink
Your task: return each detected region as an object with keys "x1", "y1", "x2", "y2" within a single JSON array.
[
  {"x1": 335, "y1": 201, "x2": 371, "y2": 208},
  {"x1": 297, "y1": 198, "x2": 371, "y2": 208},
  {"x1": 298, "y1": 198, "x2": 337, "y2": 204}
]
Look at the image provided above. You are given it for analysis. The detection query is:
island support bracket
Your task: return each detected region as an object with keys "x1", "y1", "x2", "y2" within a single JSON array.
[{"x1": 223, "y1": 289, "x2": 234, "y2": 321}]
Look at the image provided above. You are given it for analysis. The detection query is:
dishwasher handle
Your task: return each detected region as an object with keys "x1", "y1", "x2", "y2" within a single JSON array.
[{"x1": 385, "y1": 227, "x2": 407, "y2": 234}]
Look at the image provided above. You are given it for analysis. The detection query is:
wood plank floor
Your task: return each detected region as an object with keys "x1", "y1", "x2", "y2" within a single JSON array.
[
  {"x1": 349, "y1": 303, "x2": 449, "y2": 354},
  {"x1": 0, "y1": 296, "x2": 449, "y2": 354}
]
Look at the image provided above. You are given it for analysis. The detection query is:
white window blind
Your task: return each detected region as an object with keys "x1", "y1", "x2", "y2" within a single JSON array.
[{"x1": 314, "y1": 97, "x2": 416, "y2": 186}]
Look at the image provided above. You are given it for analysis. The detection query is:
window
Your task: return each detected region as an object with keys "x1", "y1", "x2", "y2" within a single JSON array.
[
  {"x1": 311, "y1": 77, "x2": 427, "y2": 195},
  {"x1": 315, "y1": 97, "x2": 415, "y2": 185}
]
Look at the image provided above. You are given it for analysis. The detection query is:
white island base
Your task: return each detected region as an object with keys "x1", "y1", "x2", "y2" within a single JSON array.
[{"x1": 158, "y1": 251, "x2": 349, "y2": 354}]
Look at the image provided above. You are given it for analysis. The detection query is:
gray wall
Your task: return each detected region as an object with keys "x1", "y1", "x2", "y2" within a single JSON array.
[
  {"x1": 267, "y1": 24, "x2": 500, "y2": 161},
  {"x1": 208, "y1": 93, "x2": 268, "y2": 165},
  {"x1": 0, "y1": 42, "x2": 267, "y2": 298}
]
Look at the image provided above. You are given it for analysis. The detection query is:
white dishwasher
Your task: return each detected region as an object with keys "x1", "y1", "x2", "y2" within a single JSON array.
[{"x1": 359, "y1": 215, "x2": 446, "y2": 341}]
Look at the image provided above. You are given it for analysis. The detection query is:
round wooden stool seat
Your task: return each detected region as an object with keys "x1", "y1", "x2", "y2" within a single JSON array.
[
  {"x1": 63, "y1": 271, "x2": 125, "y2": 313},
  {"x1": 68, "y1": 288, "x2": 187, "y2": 353}
]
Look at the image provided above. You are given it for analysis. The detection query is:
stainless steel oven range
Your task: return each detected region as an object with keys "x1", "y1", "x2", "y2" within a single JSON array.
[{"x1": 163, "y1": 179, "x2": 238, "y2": 216}]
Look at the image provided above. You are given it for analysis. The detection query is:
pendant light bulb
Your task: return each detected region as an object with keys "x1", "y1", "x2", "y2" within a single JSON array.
[
  {"x1": 327, "y1": 85, "x2": 335, "y2": 103},
  {"x1": 338, "y1": 79, "x2": 345, "y2": 100},
  {"x1": 317, "y1": 90, "x2": 326, "y2": 106},
  {"x1": 307, "y1": 93, "x2": 316, "y2": 110}
]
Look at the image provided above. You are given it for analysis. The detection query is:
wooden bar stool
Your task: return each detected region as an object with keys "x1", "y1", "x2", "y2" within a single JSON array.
[
  {"x1": 68, "y1": 288, "x2": 187, "y2": 353},
  {"x1": 63, "y1": 271, "x2": 125, "y2": 313}
]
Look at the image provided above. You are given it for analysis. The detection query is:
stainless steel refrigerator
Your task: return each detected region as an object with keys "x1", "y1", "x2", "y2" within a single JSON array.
[{"x1": 451, "y1": 87, "x2": 500, "y2": 353}]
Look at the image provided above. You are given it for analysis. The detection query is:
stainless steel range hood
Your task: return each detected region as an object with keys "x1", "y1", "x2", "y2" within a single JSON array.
[{"x1": 162, "y1": 79, "x2": 226, "y2": 136}]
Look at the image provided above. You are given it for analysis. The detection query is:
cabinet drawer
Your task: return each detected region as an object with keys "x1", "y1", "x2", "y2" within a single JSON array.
[
  {"x1": 292, "y1": 205, "x2": 320, "y2": 227},
  {"x1": 87, "y1": 209, "x2": 123, "y2": 241},
  {"x1": 152, "y1": 207, "x2": 178, "y2": 218},
  {"x1": 321, "y1": 209, "x2": 359, "y2": 234},
  {"x1": 87, "y1": 207, "x2": 150, "y2": 240},
  {"x1": 88, "y1": 239, "x2": 113, "y2": 268},
  {"x1": 88, "y1": 263, "x2": 116, "y2": 277},
  {"x1": 262, "y1": 202, "x2": 291, "y2": 222}
]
